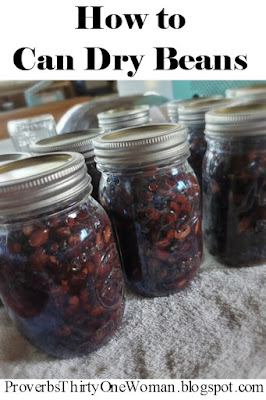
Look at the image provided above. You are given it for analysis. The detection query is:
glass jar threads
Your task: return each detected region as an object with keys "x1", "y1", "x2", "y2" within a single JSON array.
[
  {"x1": 93, "y1": 124, "x2": 203, "y2": 297},
  {"x1": 0, "y1": 153, "x2": 125, "y2": 358},
  {"x1": 31, "y1": 129, "x2": 104, "y2": 201},
  {"x1": 203, "y1": 103, "x2": 266, "y2": 266},
  {"x1": 178, "y1": 98, "x2": 232, "y2": 187},
  {"x1": 97, "y1": 105, "x2": 150, "y2": 131},
  {"x1": 7, "y1": 114, "x2": 57, "y2": 153}
]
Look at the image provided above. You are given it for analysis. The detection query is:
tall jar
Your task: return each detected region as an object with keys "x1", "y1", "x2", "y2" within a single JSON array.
[
  {"x1": 0, "y1": 153, "x2": 125, "y2": 358},
  {"x1": 167, "y1": 95, "x2": 223, "y2": 123},
  {"x1": 178, "y1": 98, "x2": 231, "y2": 187},
  {"x1": 97, "y1": 105, "x2": 150, "y2": 131},
  {"x1": 31, "y1": 129, "x2": 104, "y2": 202},
  {"x1": 93, "y1": 124, "x2": 203, "y2": 297},
  {"x1": 203, "y1": 103, "x2": 266, "y2": 266}
]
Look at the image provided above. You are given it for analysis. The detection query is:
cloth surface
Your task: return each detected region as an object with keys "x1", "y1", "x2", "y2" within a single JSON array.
[{"x1": 0, "y1": 252, "x2": 265, "y2": 379}]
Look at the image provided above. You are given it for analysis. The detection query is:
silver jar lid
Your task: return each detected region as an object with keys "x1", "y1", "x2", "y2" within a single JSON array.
[
  {"x1": 0, "y1": 152, "x2": 30, "y2": 166},
  {"x1": 93, "y1": 123, "x2": 189, "y2": 168},
  {"x1": 205, "y1": 103, "x2": 266, "y2": 137},
  {"x1": 167, "y1": 95, "x2": 223, "y2": 121},
  {"x1": 31, "y1": 129, "x2": 104, "y2": 160},
  {"x1": 178, "y1": 98, "x2": 232, "y2": 124},
  {"x1": 0, "y1": 152, "x2": 91, "y2": 216},
  {"x1": 97, "y1": 105, "x2": 150, "y2": 131},
  {"x1": 226, "y1": 84, "x2": 266, "y2": 99}
]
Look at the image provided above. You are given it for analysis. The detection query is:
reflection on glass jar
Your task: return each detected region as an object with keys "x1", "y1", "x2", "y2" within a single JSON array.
[
  {"x1": 93, "y1": 124, "x2": 203, "y2": 297},
  {"x1": 203, "y1": 104, "x2": 266, "y2": 266},
  {"x1": 0, "y1": 153, "x2": 125, "y2": 358}
]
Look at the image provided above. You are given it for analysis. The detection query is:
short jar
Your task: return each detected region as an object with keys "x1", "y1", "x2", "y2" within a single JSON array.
[
  {"x1": 31, "y1": 129, "x2": 104, "y2": 201},
  {"x1": 178, "y1": 98, "x2": 232, "y2": 187},
  {"x1": 93, "y1": 124, "x2": 203, "y2": 297},
  {"x1": 203, "y1": 103, "x2": 266, "y2": 266},
  {"x1": 97, "y1": 105, "x2": 150, "y2": 131},
  {"x1": 0, "y1": 153, "x2": 125, "y2": 357},
  {"x1": 7, "y1": 114, "x2": 57, "y2": 153}
]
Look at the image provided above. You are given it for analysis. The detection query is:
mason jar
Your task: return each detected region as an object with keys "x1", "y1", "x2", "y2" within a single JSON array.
[
  {"x1": 167, "y1": 95, "x2": 223, "y2": 123},
  {"x1": 178, "y1": 98, "x2": 232, "y2": 187},
  {"x1": 97, "y1": 105, "x2": 150, "y2": 131},
  {"x1": 31, "y1": 129, "x2": 104, "y2": 201},
  {"x1": 0, "y1": 153, "x2": 125, "y2": 358},
  {"x1": 93, "y1": 124, "x2": 203, "y2": 297},
  {"x1": 7, "y1": 114, "x2": 57, "y2": 153},
  {"x1": 203, "y1": 103, "x2": 266, "y2": 266}
]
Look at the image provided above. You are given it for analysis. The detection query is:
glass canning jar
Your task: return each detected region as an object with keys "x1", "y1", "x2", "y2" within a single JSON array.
[
  {"x1": 93, "y1": 124, "x2": 203, "y2": 297},
  {"x1": 203, "y1": 103, "x2": 266, "y2": 266},
  {"x1": 97, "y1": 105, "x2": 150, "y2": 131},
  {"x1": 7, "y1": 114, "x2": 57, "y2": 153},
  {"x1": 31, "y1": 129, "x2": 104, "y2": 202},
  {"x1": 0, "y1": 153, "x2": 125, "y2": 358},
  {"x1": 178, "y1": 98, "x2": 231, "y2": 187}
]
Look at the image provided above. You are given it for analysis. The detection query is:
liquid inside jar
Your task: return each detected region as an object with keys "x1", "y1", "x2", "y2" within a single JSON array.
[
  {"x1": 99, "y1": 160, "x2": 203, "y2": 297},
  {"x1": 203, "y1": 136, "x2": 266, "y2": 266},
  {"x1": 0, "y1": 197, "x2": 125, "y2": 358},
  {"x1": 187, "y1": 124, "x2": 207, "y2": 188}
]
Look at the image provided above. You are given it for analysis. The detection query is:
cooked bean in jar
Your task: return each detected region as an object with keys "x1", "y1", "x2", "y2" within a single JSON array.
[
  {"x1": 0, "y1": 153, "x2": 125, "y2": 358},
  {"x1": 203, "y1": 104, "x2": 266, "y2": 266},
  {"x1": 93, "y1": 124, "x2": 203, "y2": 297}
]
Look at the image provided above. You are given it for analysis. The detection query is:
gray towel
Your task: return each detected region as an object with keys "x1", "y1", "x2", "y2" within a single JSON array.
[{"x1": 0, "y1": 252, "x2": 265, "y2": 379}]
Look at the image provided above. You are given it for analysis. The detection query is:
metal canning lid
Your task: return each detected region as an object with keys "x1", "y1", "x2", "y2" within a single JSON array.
[
  {"x1": 30, "y1": 129, "x2": 104, "y2": 160},
  {"x1": 0, "y1": 152, "x2": 91, "y2": 216},
  {"x1": 178, "y1": 98, "x2": 232, "y2": 124},
  {"x1": 226, "y1": 84, "x2": 266, "y2": 99},
  {"x1": 0, "y1": 152, "x2": 30, "y2": 166},
  {"x1": 93, "y1": 123, "x2": 189, "y2": 167},
  {"x1": 205, "y1": 103, "x2": 266, "y2": 137},
  {"x1": 167, "y1": 95, "x2": 223, "y2": 119},
  {"x1": 97, "y1": 105, "x2": 150, "y2": 131}
]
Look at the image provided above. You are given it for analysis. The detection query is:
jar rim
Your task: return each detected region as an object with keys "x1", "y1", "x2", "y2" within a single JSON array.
[
  {"x1": 178, "y1": 98, "x2": 231, "y2": 123},
  {"x1": 31, "y1": 129, "x2": 103, "y2": 159},
  {"x1": 0, "y1": 152, "x2": 91, "y2": 216},
  {"x1": 93, "y1": 123, "x2": 189, "y2": 168},
  {"x1": 205, "y1": 103, "x2": 266, "y2": 137},
  {"x1": 97, "y1": 105, "x2": 150, "y2": 130}
]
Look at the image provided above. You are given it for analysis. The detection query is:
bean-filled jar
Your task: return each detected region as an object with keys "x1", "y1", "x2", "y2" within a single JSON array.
[
  {"x1": 203, "y1": 104, "x2": 266, "y2": 266},
  {"x1": 97, "y1": 105, "x2": 150, "y2": 131},
  {"x1": 167, "y1": 95, "x2": 223, "y2": 123},
  {"x1": 0, "y1": 153, "x2": 125, "y2": 357},
  {"x1": 31, "y1": 129, "x2": 104, "y2": 201},
  {"x1": 93, "y1": 124, "x2": 203, "y2": 297},
  {"x1": 226, "y1": 83, "x2": 266, "y2": 99},
  {"x1": 178, "y1": 98, "x2": 231, "y2": 187}
]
